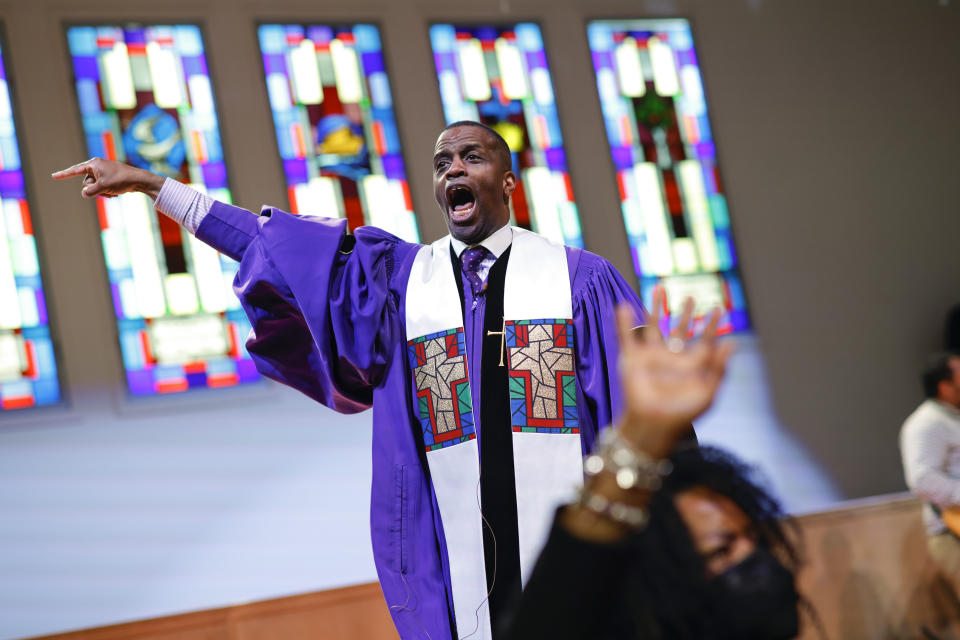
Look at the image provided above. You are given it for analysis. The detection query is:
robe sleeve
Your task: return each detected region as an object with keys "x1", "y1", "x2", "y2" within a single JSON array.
[
  {"x1": 195, "y1": 201, "x2": 419, "y2": 414},
  {"x1": 571, "y1": 252, "x2": 646, "y2": 442}
]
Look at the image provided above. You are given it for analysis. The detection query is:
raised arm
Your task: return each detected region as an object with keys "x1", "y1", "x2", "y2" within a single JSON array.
[
  {"x1": 503, "y1": 289, "x2": 733, "y2": 640},
  {"x1": 52, "y1": 157, "x2": 165, "y2": 200},
  {"x1": 53, "y1": 157, "x2": 256, "y2": 260},
  {"x1": 54, "y1": 159, "x2": 416, "y2": 412},
  {"x1": 565, "y1": 288, "x2": 734, "y2": 542}
]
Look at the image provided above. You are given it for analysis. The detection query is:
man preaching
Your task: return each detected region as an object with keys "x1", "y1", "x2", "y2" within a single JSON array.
[{"x1": 54, "y1": 121, "x2": 649, "y2": 640}]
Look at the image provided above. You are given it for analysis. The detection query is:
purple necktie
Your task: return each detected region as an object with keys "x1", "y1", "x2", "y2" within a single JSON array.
[{"x1": 461, "y1": 245, "x2": 491, "y2": 297}]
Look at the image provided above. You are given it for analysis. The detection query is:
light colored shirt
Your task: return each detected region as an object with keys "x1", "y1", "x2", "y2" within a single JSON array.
[
  {"x1": 153, "y1": 178, "x2": 214, "y2": 234},
  {"x1": 900, "y1": 398, "x2": 960, "y2": 535},
  {"x1": 449, "y1": 224, "x2": 512, "y2": 283}
]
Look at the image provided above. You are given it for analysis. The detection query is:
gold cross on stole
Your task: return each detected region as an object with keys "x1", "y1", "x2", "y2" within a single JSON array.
[{"x1": 487, "y1": 317, "x2": 507, "y2": 367}]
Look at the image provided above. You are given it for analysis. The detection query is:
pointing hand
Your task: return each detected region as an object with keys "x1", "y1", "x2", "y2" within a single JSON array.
[{"x1": 52, "y1": 158, "x2": 165, "y2": 200}]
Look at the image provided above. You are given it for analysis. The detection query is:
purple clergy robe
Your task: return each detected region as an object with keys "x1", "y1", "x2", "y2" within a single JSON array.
[{"x1": 195, "y1": 201, "x2": 644, "y2": 640}]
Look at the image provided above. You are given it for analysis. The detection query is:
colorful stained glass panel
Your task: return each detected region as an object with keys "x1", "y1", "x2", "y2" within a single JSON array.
[
  {"x1": 67, "y1": 25, "x2": 258, "y2": 395},
  {"x1": 588, "y1": 19, "x2": 748, "y2": 332},
  {"x1": 430, "y1": 23, "x2": 583, "y2": 248},
  {"x1": 258, "y1": 24, "x2": 418, "y2": 241},
  {"x1": 0, "y1": 42, "x2": 60, "y2": 410}
]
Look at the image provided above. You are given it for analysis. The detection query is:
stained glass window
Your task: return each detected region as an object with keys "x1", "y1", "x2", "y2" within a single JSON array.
[
  {"x1": 0, "y1": 43, "x2": 60, "y2": 410},
  {"x1": 430, "y1": 23, "x2": 582, "y2": 248},
  {"x1": 258, "y1": 24, "x2": 418, "y2": 241},
  {"x1": 66, "y1": 25, "x2": 258, "y2": 395},
  {"x1": 588, "y1": 19, "x2": 748, "y2": 331}
]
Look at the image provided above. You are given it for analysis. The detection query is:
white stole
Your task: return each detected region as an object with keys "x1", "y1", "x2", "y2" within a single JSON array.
[{"x1": 405, "y1": 227, "x2": 583, "y2": 640}]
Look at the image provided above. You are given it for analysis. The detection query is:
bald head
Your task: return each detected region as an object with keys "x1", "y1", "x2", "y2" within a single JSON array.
[{"x1": 441, "y1": 120, "x2": 512, "y2": 172}]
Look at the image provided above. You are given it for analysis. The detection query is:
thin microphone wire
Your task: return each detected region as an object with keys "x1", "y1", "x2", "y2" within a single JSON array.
[
  {"x1": 391, "y1": 477, "x2": 494, "y2": 640},
  {"x1": 460, "y1": 476, "x2": 496, "y2": 640},
  {"x1": 388, "y1": 571, "x2": 433, "y2": 640}
]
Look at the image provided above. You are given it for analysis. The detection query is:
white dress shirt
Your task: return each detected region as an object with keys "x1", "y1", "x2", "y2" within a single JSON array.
[
  {"x1": 900, "y1": 398, "x2": 960, "y2": 535},
  {"x1": 153, "y1": 178, "x2": 214, "y2": 234},
  {"x1": 449, "y1": 224, "x2": 513, "y2": 283}
]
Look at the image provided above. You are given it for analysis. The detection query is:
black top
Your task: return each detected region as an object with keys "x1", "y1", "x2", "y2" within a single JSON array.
[{"x1": 501, "y1": 511, "x2": 642, "y2": 640}]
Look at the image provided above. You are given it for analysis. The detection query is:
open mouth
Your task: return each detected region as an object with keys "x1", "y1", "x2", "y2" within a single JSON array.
[{"x1": 446, "y1": 185, "x2": 476, "y2": 219}]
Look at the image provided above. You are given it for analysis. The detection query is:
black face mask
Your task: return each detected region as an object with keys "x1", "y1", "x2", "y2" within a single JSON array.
[{"x1": 703, "y1": 548, "x2": 800, "y2": 640}]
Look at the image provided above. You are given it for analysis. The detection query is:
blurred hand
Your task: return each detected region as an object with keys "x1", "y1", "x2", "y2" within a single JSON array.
[
  {"x1": 51, "y1": 158, "x2": 165, "y2": 200},
  {"x1": 943, "y1": 507, "x2": 960, "y2": 538},
  {"x1": 615, "y1": 287, "x2": 734, "y2": 458}
]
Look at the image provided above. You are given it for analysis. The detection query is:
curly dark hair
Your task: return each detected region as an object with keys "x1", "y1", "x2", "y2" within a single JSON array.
[{"x1": 619, "y1": 446, "x2": 805, "y2": 639}]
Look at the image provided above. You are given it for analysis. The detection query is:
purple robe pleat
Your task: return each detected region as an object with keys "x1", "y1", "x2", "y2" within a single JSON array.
[{"x1": 196, "y1": 201, "x2": 644, "y2": 640}]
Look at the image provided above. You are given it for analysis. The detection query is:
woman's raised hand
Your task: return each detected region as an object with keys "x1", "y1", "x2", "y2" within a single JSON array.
[{"x1": 615, "y1": 287, "x2": 734, "y2": 457}]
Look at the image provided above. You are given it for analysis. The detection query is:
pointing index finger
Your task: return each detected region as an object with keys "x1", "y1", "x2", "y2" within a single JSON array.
[{"x1": 51, "y1": 161, "x2": 94, "y2": 180}]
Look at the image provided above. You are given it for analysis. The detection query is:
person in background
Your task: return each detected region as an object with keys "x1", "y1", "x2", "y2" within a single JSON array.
[
  {"x1": 901, "y1": 352, "x2": 960, "y2": 595},
  {"x1": 504, "y1": 289, "x2": 810, "y2": 640}
]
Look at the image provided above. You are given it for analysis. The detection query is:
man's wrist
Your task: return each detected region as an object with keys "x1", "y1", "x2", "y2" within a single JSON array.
[{"x1": 137, "y1": 171, "x2": 166, "y2": 200}]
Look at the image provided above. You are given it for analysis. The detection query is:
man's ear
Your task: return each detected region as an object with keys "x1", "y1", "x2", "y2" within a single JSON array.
[
  {"x1": 939, "y1": 379, "x2": 954, "y2": 401},
  {"x1": 503, "y1": 171, "x2": 516, "y2": 203}
]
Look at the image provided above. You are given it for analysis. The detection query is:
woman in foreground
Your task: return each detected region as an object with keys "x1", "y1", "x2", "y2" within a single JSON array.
[{"x1": 504, "y1": 289, "x2": 809, "y2": 640}]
